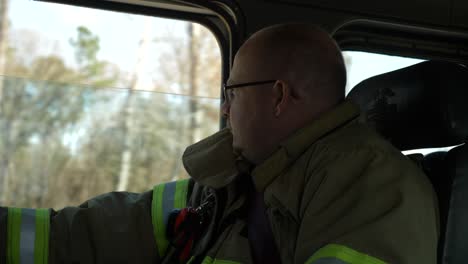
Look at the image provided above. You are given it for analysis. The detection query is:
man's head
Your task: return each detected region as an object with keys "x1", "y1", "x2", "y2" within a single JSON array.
[{"x1": 222, "y1": 23, "x2": 346, "y2": 164}]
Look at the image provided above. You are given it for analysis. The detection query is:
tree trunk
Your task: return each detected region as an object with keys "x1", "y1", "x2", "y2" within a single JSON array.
[
  {"x1": 0, "y1": 0, "x2": 9, "y2": 203},
  {"x1": 167, "y1": 24, "x2": 200, "y2": 182},
  {"x1": 187, "y1": 24, "x2": 200, "y2": 145},
  {"x1": 0, "y1": 151, "x2": 10, "y2": 203},
  {"x1": 117, "y1": 17, "x2": 151, "y2": 191},
  {"x1": 0, "y1": 0, "x2": 8, "y2": 78}
]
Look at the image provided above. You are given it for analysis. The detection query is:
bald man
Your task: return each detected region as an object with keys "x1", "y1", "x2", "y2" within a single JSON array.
[
  {"x1": 223, "y1": 24, "x2": 345, "y2": 164},
  {"x1": 0, "y1": 24, "x2": 437, "y2": 264}
]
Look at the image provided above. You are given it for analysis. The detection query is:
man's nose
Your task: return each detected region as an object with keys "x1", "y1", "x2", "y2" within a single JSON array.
[{"x1": 221, "y1": 100, "x2": 230, "y2": 118}]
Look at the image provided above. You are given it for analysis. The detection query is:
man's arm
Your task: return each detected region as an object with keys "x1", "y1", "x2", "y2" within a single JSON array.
[
  {"x1": 295, "y1": 147, "x2": 439, "y2": 264},
  {"x1": 0, "y1": 191, "x2": 158, "y2": 264},
  {"x1": 0, "y1": 179, "x2": 192, "y2": 264}
]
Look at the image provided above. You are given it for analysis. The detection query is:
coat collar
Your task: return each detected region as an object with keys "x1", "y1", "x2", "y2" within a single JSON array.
[
  {"x1": 182, "y1": 101, "x2": 360, "y2": 191},
  {"x1": 182, "y1": 128, "x2": 240, "y2": 189}
]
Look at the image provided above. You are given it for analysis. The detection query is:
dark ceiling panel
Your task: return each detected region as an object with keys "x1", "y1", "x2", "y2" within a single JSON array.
[
  {"x1": 453, "y1": 0, "x2": 468, "y2": 28},
  {"x1": 234, "y1": 0, "x2": 468, "y2": 63},
  {"x1": 238, "y1": 0, "x2": 358, "y2": 36},
  {"x1": 266, "y1": 0, "x2": 450, "y2": 26}
]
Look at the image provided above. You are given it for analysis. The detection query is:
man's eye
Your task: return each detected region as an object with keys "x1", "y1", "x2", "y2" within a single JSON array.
[{"x1": 228, "y1": 90, "x2": 235, "y2": 100}]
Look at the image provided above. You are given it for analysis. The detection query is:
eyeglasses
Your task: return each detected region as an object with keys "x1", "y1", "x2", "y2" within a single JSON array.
[{"x1": 223, "y1": 80, "x2": 277, "y2": 103}]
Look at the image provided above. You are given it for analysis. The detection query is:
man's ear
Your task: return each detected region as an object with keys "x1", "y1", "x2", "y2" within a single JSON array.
[{"x1": 273, "y1": 80, "x2": 290, "y2": 117}]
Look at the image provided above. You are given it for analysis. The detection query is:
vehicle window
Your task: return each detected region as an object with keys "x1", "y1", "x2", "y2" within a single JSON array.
[
  {"x1": 402, "y1": 146, "x2": 459, "y2": 156},
  {"x1": 343, "y1": 51, "x2": 457, "y2": 155},
  {"x1": 0, "y1": 0, "x2": 222, "y2": 208},
  {"x1": 343, "y1": 51, "x2": 424, "y2": 94}
]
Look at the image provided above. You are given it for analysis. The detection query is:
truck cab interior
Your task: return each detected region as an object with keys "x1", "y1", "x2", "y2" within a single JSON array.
[{"x1": 1, "y1": 0, "x2": 467, "y2": 263}]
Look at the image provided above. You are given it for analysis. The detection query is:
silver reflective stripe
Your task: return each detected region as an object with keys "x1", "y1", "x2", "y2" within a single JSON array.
[
  {"x1": 162, "y1": 181, "x2": 176, "y2": 226},
  {"x1": 19, "y1": 208, "x2": 36, "y2": 264},
  {"x1": 311, "y1": 258, "x2": 348, "y2": 264}
]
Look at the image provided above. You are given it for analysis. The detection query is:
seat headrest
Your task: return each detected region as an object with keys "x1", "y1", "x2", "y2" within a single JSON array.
[{"x1": 347, "y1": 61, "x2": 468, "y2": 151}]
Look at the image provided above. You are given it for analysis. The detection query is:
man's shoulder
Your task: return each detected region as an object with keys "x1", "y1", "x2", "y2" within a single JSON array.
[
  {"x1": 302, "y1": 120, "x2": 430, "y2": 195},
  {"x1": 299, "y1": 121, "x2": 401, "y2": 173},
  {"x1": 317, "y1": 120, "x2": 397, "y2": 156}
]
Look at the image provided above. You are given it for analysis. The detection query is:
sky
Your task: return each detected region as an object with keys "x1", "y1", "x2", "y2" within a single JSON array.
[
  {"x1": 9, "y1": 0, "x2": 191, "y2": 68},
  {"x1": 8, "y1": 0, "x2": 196, "y2": 92}
]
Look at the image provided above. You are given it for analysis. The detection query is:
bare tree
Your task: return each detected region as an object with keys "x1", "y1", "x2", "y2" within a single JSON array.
[
  {"x1": 0, "y1": 0, "x2": 8, "y2": 78},
  {"x1": 155, "y1": 23, "x2": 221, "y2": 181},
  {"x1": 0, "y1": 26, "x2": 121, "y2": 206},
  {"x1": 187, "y1": 23, "x2": 200, "y2": 145},
  {"x1": 117, "y1": 17, "x2": 152, "y2": 191},
  {"x1": 0, "y1": 0, "x2": 10, "y2": 201}
]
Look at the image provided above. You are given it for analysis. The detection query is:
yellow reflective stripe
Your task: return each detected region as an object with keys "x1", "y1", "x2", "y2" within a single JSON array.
[
  {"x1": 174, "y1": 179, "x2": 189, "y2": 209},
  {"x1": 152, "y1": 179, "x2": 190, "y2": 258},
  {"x1": 152, "y1": 183, "x2": 167, "y2": 257},
  {"x1": 7, "y1": 208, "x2": 21, "y2": 264},
  {"x1": 200, "y1": 256, "x2": 241, "y2": 264},
  {"x1": 187, "y1": 256, "x2": 196, "y2": 264},
  {"x1": 34, "y1": 209, "x2": 50, "y2": 264},
  {"x1": 213, "y1": 260, "x2": 241, "y2": 264},
  {"x1": 201, "y1": 257, "x2": 213, "y2": 264},
  {"x1": 306, "y1": 244, "x2": 387, "y2": 264}
]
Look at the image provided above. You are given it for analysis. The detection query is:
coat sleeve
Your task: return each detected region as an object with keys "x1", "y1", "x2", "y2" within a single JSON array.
[
  {"x1": 294, "y1": 146, "x2": 439, "y2": 264},
  {"x1": 1, "y1": 190, "x2": 161, "y2": 264}
]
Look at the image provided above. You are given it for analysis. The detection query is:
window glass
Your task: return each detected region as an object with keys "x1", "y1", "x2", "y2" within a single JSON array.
[
  {"x1": 402, "y1": 146, "x2": 459, "y2": 156},
  {"x1": 0, "y1": 0, "x2": 222, "y2": 208},
  {"x1": 343, "y1": 51, "x2": 423, "y2": 94}
]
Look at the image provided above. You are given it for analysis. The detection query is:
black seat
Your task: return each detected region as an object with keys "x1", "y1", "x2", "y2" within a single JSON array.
[
  {"x1": 443, "y1": 145, "x2": 468, "y2": 264},
  {"x1": 347, "y1": 60, "x2": 468, "y2": 264}
]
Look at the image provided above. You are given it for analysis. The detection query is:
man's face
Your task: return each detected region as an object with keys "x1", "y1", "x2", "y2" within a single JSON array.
[{"x1": 222, "y1": 45, "x2": 277, "y2": 163}]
